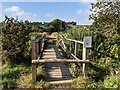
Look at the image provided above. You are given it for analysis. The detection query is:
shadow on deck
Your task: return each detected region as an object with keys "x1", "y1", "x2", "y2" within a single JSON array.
[{"x1": 42, "y1": 37, "x2": 73, "y2": 83}]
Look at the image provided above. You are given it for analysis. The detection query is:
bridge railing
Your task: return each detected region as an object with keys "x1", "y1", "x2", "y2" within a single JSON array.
[
  {"x1": 31, "y1": 34, "x2": 45, "y2": 60},
  {"x1": 58, "y1": 33, "x2": 92, "y2": 78},
  {"x1": 31, "y1": 34, "x2": 45, "y2": 82}
]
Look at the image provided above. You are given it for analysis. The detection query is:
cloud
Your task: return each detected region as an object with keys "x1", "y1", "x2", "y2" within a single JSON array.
[
  {"x1": 76, "y1": 9, "x2": 82, "y2": 15},
  {"x1": 4, "y1": 6, "x2": 39, "y2": 22},
  {"x1": 45, "y1": 13, "x2": 54, "y2": 18},
  {"x1": 5, "y1": 6, "x2": 21, "y2": 12},
  {"x1": 61, "y1": 18, "x2": 76, "y2": 22},
  {"x1": 76, "y1": 9, "x2": 90, "y2": 16}
]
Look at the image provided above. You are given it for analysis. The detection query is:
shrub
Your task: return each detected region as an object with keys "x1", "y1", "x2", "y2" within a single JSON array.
[{"x1": 2, "y1": 16, "x2": 33, "y2": 64}]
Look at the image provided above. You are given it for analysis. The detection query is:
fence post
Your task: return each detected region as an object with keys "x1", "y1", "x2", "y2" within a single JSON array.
[
  {"x1": 31, "y1": 36, "x2": 37, "y2": 83},
  {"x1": 82, "y1": 47, "x2": 89, "y2": 78},
  {"x1": 36, "y1": 42, "x2": 39, "y2": 58},
  {"x1": 82, "y1": 46, "x2": 86, "y2": 78},
  {"x1": 82, "y1": 36, "x2": 92, "y2": 78},
  {"x1": 74, "y1": 42, "x2": 77, "y2": 56},
  {"x1": 56, "y1": 32, "x2": 59, "y2": 46}
]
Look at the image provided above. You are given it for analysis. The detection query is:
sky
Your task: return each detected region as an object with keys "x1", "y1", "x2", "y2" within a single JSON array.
[{"x1": 1, "y1": 2, "x2": 94, "y2": 25}]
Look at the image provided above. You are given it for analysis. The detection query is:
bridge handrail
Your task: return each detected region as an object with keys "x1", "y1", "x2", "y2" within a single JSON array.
[
  {"x1": 58, "y1": 33, "x2": 83, "y2": 44},
  {"x1": 58, "y1": 33, "x2": 90, "y2": 78},
  {"x1": 58, "y1": 33, "x2": 90, "y2": 60},
  {"x1": 31, "y1": 34, "x2": 45, "y2": 60},
  {"x1": 36, "y1": 34, "x2": 45, "y2": 43}
]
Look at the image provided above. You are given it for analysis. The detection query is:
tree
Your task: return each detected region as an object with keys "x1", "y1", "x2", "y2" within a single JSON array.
[{"x1": 89, "y1": 0, "x2": 120, "y2": 80}]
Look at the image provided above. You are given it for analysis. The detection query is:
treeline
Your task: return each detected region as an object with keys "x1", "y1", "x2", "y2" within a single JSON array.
[{"x1": 14, "y1": 19, "x2": 76, "y2": 34}]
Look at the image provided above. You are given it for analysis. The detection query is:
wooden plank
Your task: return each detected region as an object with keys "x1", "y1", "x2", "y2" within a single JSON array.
[
  {"x1": 32, "y1": 59, "x2": 89, "y2": 64},
  {"x1": 67, "y1": 39, "x2": 83, "y2": 44}
]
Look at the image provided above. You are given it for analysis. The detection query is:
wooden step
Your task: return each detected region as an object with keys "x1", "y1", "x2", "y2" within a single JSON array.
[
  {"x1": 47, "y1": 73, "x2": 72, "y2": 77},
  {"x1": 43, "y1": 52, "x2": 56, "y2": 55},
  {"x1": 44, "y1": 49, "x2": 55, "y2": 52},
  {"x1": 47, "y1": 76, "x2": 72, "y2": 80},
  {"x1": 47, "y1": 75, "x2": 62, "y2": 78},
  {"x1": 42, "y1": 55, "x2": 56, "y2": 59},
  {"x1": 47, "y1": 80, "x2": 73, "y2": 84},
  {"x1": 48, "y1": 71, "x2": 62, "y2": 74},
  {"x1": 46, "y1": 68, "x2": 70, "y2": 72}
]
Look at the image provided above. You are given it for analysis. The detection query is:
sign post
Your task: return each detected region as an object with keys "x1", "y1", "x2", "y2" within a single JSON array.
[{"x1": 82, "y1": 36, "x2": 92, "y2": 78}]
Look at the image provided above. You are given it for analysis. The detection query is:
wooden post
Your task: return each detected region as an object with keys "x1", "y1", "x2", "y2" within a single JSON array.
[
  {"x1": 31, "y1": 36, "x2": 37, "y2": 83},
  {"x1": 32, "y1": 64, "x2": 37, "y2": 83},
  {"x1": 31, "y1": 36, "x2": 37, "y2": 60},
  {"x1": 70, "y1": 41, "x2": 71, "y2": 53},
  {"x1": 36, "y1": 42, "x2": 39, "y2": 58},
  {"x1": 82, "y1": 47, "x2": 86, "y2": 78},
  {"x1": 74, "y1": 42, "x2": 77, "y2": 56},
  {"x1": 56, "y1": 32, "x2": 59, "y2": 46},
  {"x1": 82, "y1": 46, "x2": 89, "y2": 78}
]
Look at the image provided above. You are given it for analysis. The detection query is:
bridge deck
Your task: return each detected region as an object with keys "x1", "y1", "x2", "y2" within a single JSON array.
[{"x1": 42, "y1": 38, "x2": 73, "y2": 83}]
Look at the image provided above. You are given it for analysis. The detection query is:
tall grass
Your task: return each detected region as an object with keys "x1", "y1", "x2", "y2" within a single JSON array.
[{"x1": 63, "y1": 26, "x2": 91, "y2": 59}]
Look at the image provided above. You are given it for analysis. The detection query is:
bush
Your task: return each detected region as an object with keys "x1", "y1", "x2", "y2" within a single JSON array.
[
  {"x1": 104, "y1": 75, "x2": 118, "y2": 88},
  {"x1": 1, "y1": 64, "x2": 30, "y2": 89},
  {"x1": 2, "y1": 16, "x2": 34, "y2": 64}
]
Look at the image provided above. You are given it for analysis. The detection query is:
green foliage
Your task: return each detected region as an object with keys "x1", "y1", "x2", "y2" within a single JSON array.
[
  {"x1": 104, "y1": 75, "x2": 118, "y2": 88},
  {"x1": 42, "y1": 19, "x2": 68, "y2": 34},
  {"x1": 36, "y1": 65, "x2": 47, "y2": 81},
  {"x1": 69, "y1": 63, "x2": 82, "y2": 78},
  {"x1": 90, "y1": 1, "x2": 120, "y2": 62},
  {"x1": 89, "y1": 1, "x2": 119, "y2": 80},
  {"x1": 80, "y1": 81, "x2": 104, "y2": 88},
  {"x1": 63, "y1": 26, "x2": 91, "y2": 59},
  {"x1": 1, "y1": 64, "x2": 30, "y2": 88},
  {"x1": 65, "y1": 26, "x2": 91, "y2": 41},
  {"x1": 2, "y1": 16, "x2": 38, "y2": 64},
  {"x1": 62, "y1": 1, "x2": 120, "y2": 88}
]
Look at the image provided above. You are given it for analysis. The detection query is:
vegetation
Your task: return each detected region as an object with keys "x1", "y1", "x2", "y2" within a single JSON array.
[
  {"x1": 2, "y1": 16, "x2": 32, "y2": 64},
  {"x1": 62, "y1": 0, "x2": 120, "y2": 88},
  {"x1": 1, "y1": 0, "x2": 120, "y2": 89}
]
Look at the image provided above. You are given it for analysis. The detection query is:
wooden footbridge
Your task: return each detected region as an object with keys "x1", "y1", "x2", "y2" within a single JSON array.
[{"x1": 31, "y1": 33, "x2": 91, "y2": 83}]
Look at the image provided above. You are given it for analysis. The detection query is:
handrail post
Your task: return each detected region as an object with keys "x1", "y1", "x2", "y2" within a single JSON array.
[
  {"x1": 36, "y1": 42, "x2": 39, "y2": 58},
  {"x1": 82, "y1": 47, "x2": 86, "y2": 78},
  {"x1": 82, "y1": 36, "x2": 91, "y2": 78},
  {"x1": 31, "y1": 36, "x2": 37, "y2": 60},
  {"x1": 31, "y1": 36, "x2": 37, "y2": 83},
  {"x1": 70, "y1": 41, "x2": 71, "y2": 53},
  {"x1": 56, "y1": 32, "x2": 59, "y2": 46},
  {"x1": 74, "y1": 42, "x2": 77, "y2": 56}
]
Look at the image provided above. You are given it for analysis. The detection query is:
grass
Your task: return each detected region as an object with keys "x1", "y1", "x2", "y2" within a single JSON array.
[
  {"x1": 1, "y1": 64, "x2": 30, "y2": 88},
  {"x1": 1, "y1": 64, "x2": 50, "y2": 89}
]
